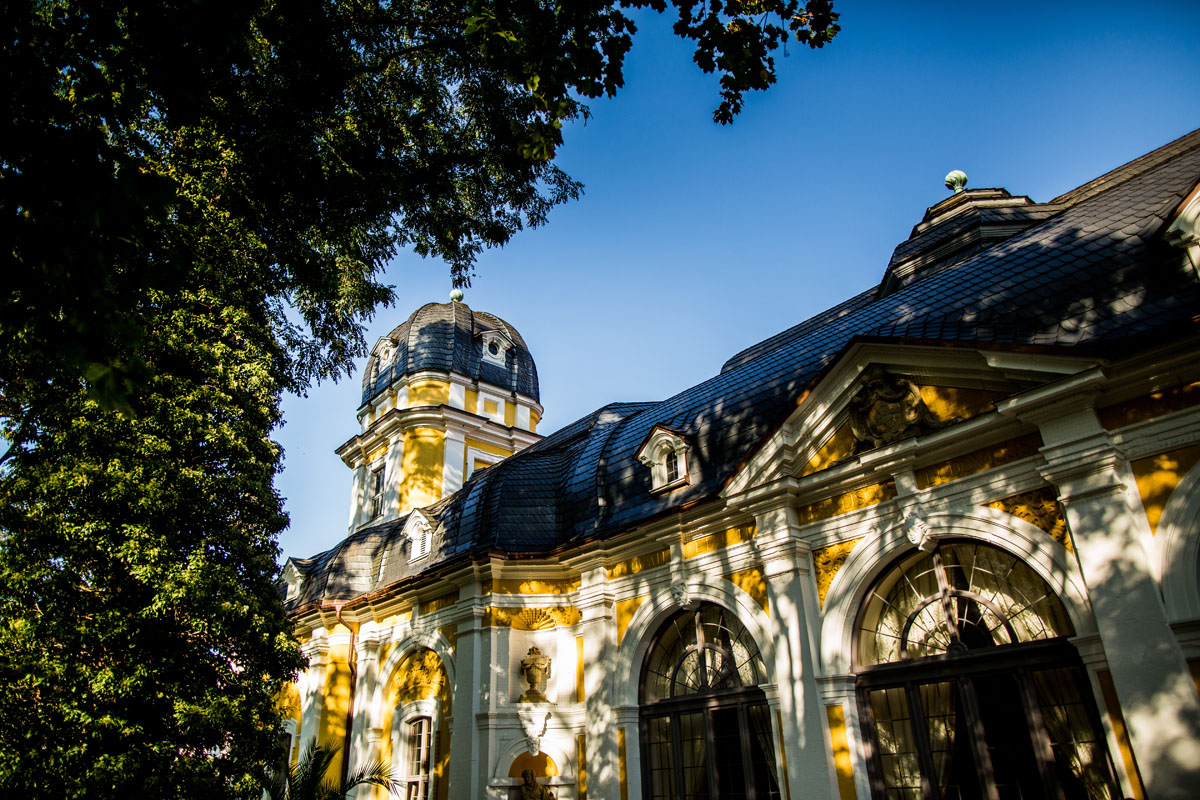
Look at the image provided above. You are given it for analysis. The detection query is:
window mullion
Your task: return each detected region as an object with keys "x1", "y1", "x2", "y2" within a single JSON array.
[{"x1": 931, "y1": 551, "x2": 962, "y2": 648}]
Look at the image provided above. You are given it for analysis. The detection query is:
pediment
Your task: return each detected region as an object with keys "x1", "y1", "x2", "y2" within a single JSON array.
[{"x1": 722, "y1": 343, "x2": 1100, "y2": 498}]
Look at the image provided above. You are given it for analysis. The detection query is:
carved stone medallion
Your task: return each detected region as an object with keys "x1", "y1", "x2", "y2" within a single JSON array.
[{"x1": 848, "y1": 367, "x2": 942, "y2": 451}]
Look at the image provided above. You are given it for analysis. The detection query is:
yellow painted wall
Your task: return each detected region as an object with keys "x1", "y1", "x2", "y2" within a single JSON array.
[
  {"x1": 465, "y1": 388, "x2": 478, "y2": 415},
  {"x1": 826, "y1": 705, "x2": 857, "y2": 800},
  {"x1": 530, "y1": 410, "x2": 539, "y2": 433},
  {"x1": 683, "y1": 524, "x2": 756, "y2": 559},
  {"x1": 1131, "y1": 443, "x2": 1200, "y2": 534},
  {"x1": 399, "y1": 427, "x2": 444, "y2": 513},
  {"x1": 408, "y1": 379, "x2": 450, "y2": 408},
  {"x1": 508, "y1": 752, "x2": 559, "y2": 778},
  {"x1": 726, "y1": 568, "x2": 769, "y2": 614},
  {"x1": 616, "y1": 597, "x2": 646, "y2": 645},
  {"x1": 505, "y1": 400, "x2": 516, "y2": 428}
]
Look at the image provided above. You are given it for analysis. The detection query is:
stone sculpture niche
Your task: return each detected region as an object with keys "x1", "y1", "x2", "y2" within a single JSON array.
[
  {"x1": 519, "y1": 646, "x2": 551, "y2": 703},
  {"x1": 519, "y1": 769, "x2": 555, "y2": 800}
]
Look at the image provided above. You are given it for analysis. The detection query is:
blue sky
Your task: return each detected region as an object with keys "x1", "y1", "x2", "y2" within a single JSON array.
[{"x1": 276, "y1": 0, "x2": 1200, "y2": 561}]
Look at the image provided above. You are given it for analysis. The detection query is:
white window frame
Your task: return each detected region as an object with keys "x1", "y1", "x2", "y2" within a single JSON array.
[
  {"x1": 477, "y1": 390, "x2": 507, "y2": 425},
  {"x1": 479, "y1": 330, "x2": 514, "y2": 367},
  {"x1": 391, "y1": 699, "x2": 441, "y2": 800},
  {"x1": 403, "y1": 510, "x2": 434, "y2": 563},
  {"x1": 465, "y1": 446, "x2": 506, "y2": 481},
  {"x1": 368, "y1": 462, "x2": 386, "y2": 520},
  {"x1": 636, "y1": 427, "x2": 692, "y2": 492}
]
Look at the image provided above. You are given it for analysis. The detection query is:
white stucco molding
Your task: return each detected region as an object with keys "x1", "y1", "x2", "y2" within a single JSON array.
[
  {"x1": 1159, "y1": 459, "x2": 1200, "y2": 622},
  {"x1": 819, "y1": 507, "x2": 1095, "y2": 676},
  {"x1": 610, "y1": 573, "x2": 777, "y2": 709}
]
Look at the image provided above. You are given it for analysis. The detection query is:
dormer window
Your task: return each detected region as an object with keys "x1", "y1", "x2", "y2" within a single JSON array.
[
  {"x1": 479, "y1": 330, "x2": 513, "y2": 367},
  {"x1": 636, "y1": 426, "x2": 692, "y2": 492},
  {"x1": 404, "y1": 510, "x2": 434, "y2": 562},
  {"x1": 282, "y1": 560, "x2": 306, "y2": 603}
]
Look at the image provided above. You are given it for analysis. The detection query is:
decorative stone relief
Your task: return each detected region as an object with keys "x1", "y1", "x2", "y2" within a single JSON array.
[
  {"x1": 394, "y1": 648, "x2": 445, "y2": 705},
  {"x1": 813, "y1": 538, "x2": 863, "y2": 607},
  {"x1": 519, "y1": 646, "x2": 552, "y2": 703},
  {"x1": 670, "y1": 578, "x2": 697, "y2": 611},
  {"x1": 487, "y1": 606, "x2": 582, "y2": 630},
  {"x1": 796, "y1": 481, "x2": 897, "y2": 526},
  {"x1": 901, "y1": 509, "x2": 935, "y2": 552},
  {"x1": 518, "y1": 708, "x2": 551, "y2": 755},
  {"x1": 985, "y1": 488, "x2": 1072, "y2": 550},
  {"x1": 408, "y1": 614, "x2": 439, "y2": 651},
  {"x1": 848, "y1": 367, "x2": 945, "y2": 451}
]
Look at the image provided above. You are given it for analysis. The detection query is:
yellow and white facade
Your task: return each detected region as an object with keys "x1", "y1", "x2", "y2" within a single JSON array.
[{"x1": 283, "y1": 132, "x2": 1200, "y2": 800}]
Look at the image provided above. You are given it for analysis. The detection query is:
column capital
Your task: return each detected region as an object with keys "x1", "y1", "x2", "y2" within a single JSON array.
[{"x1": 1037, "y1": 431, "x2": 1129, "y2": 505}]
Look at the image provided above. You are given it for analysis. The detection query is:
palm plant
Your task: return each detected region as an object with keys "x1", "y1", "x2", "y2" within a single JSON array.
[{"x1": 266, "y1": 742, "x2": 402, "y2": 800}]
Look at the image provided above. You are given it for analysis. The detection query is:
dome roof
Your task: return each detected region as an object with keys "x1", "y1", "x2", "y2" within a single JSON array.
[{"x1": 360, "y1": 301, "x2": 539, "y2": 406}]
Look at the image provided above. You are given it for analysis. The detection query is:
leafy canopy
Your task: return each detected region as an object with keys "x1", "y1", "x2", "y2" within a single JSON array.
[{"x1": 1, "y1": 0, "x2": 837, "y2": 797}]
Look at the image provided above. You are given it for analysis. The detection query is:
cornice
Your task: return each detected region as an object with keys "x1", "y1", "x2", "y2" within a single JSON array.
[{"x1": 337, "y1": 404, "x2": 542, "y2": 466}]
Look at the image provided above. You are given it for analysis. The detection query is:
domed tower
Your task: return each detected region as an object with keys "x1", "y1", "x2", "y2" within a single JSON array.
[{"x1": 336, "y1": 294, "x2": 542, "y2": 530}]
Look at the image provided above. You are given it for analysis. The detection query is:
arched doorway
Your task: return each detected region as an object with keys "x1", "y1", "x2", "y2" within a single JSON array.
[
  {"x1": 639, "y1": 602, "x2": 781, "y2": 800},
  {"x1": 855, "y1": 540, "x2": 1119, "y2": 800}
]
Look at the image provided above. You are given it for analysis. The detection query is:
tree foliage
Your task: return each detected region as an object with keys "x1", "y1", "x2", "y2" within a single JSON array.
[{"x1": 1, "y1": 0, "x2": 837, "y2": 796}]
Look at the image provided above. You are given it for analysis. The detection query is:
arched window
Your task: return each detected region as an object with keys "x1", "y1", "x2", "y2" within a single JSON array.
[
  {"x1": 639, "y1": 603, "x2": 780, "y2": 800},
  {"x1": 855, "y1": 541, "x2": 1119, "y2": 800}
]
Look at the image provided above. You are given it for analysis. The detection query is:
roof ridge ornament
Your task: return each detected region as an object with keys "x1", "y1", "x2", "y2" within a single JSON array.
[
  {"x1": 944, "y1": 169, "x2": 968, "y2": 194},
  {"x1": 449, "y1": 288, "x2": 464, "y2": 302}
]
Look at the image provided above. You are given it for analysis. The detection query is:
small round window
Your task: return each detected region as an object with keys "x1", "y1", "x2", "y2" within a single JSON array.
[{"x1": 488, "y1": 341, "x2": 500, "y2": 356}]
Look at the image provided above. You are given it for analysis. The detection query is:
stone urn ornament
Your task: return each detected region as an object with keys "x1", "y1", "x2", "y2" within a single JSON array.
[{"x1": 519, "y1": 645, "x2": 551, "y2": 703}]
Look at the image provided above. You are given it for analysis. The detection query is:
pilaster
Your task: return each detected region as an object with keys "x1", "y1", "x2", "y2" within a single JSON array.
[
  {"x1": 1010, "y1": 387, "x2": 1200, "y2": 797},
  {"x1": 344, "y1": 625, "x2": 383, "y2": 798},
  {"x1": 443, "y1": 429, "x2": 466, "y2": 498},
  {"x1": 299, "y1": 635, "x2": 331, "y2": 753},
  {"x1": 448, "y1": 605, "x2": 486, "y2": 800},
  {"x1": 754, "y1": 502, "x2": 839, "y2": 800},
  {"x1": 578, "y1": 566, "x2": 620, "y2": 800}
]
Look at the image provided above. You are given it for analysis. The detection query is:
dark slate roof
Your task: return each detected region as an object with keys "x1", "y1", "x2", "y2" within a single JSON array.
[
  {"x1": 360, "y1": 301, "x2": 539, "y2": 405},
  {"x1": 293, "y1": 129, "x2": 1200, "y2": 606}
]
